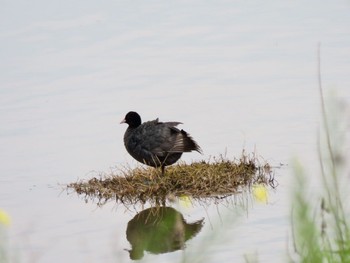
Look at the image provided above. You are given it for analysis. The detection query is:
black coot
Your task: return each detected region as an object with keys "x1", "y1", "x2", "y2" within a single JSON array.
[{"x1": 121, "y1": 111, "x2": 202, "y2": 175}]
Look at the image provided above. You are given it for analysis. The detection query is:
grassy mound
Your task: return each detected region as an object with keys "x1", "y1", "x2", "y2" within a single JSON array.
[{"x1": 67, "y1": 153, "x2": 274, "y2": 205}]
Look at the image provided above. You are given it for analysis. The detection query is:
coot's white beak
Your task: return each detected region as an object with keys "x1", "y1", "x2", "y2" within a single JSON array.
[{"x1": 120, "y1": 118, "x2": 126, "y2": 124}]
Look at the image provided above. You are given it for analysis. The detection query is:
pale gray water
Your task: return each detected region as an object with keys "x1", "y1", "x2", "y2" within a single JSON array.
[{"x1": 1, "y1": 0, "x2": 350, "y2": 262}]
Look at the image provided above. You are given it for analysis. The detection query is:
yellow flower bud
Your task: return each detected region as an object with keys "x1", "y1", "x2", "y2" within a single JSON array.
[
  {"x1": 252, "y1": 184, "x2": 268, "y2": 203},
  {"x1": 0, "y1": 209, "x2": 11, "y2": 227}
]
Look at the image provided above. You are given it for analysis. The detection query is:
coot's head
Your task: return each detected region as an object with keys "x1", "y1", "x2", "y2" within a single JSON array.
[{"x1": 121, "y1": 111, "x2": 142, "y2": 128}]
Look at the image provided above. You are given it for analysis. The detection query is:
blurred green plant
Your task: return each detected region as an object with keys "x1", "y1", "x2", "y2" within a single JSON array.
[
  {"x1": 291, "y1": 93, "x2": 350, "y2": 262},
  {"x1": 290, "y1": 47, "x2": 350, "y2": 263}
]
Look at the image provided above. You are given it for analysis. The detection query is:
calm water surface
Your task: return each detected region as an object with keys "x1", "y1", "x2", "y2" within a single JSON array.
[{"x1": 1, "y1": 0, "x2": 350, "y2": 262}]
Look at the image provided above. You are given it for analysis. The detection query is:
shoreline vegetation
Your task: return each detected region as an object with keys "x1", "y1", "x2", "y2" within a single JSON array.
[
  {"x1": 289, "y1": 93, "x2": 349, "y2": 262},
  {"x1": 288, "y1": 48, "x2": 350, "y2": 262}
]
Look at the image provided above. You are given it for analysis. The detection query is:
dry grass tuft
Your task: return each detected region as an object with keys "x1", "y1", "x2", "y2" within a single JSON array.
[{"x1": 67, "y1": 152, "x2": 275, "y2": 206}]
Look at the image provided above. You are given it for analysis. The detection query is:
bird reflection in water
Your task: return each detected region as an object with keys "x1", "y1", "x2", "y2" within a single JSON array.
[{"x1": 126, "y1": 206, "x2": 204, "y2": 260}]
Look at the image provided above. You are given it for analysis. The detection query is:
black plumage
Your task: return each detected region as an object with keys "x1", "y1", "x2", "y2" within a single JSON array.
[{"x1": 121, "y1": 111, "x2": 202, "y2": 175}]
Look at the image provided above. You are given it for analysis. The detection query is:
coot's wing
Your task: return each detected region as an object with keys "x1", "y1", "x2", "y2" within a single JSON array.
[
  {"x1": 152, "y1": 122, "x2": 184, "y2": 155},
  {"x1": 137, "y1": 119, "x2": 183, "y2": 157},
  {"x1": 138, "y1": 119, "x2": 201, "y2": 157}
]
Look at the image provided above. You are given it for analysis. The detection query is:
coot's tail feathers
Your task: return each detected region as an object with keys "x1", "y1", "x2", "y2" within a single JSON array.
[{"x1": 172, "y1": 129, "x2": 203, "y2": 154}]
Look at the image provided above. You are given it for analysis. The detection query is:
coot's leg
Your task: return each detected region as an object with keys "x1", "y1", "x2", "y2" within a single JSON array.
[{"x1": 161, "y1": 165, "x2": 165, "y2": 176}]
